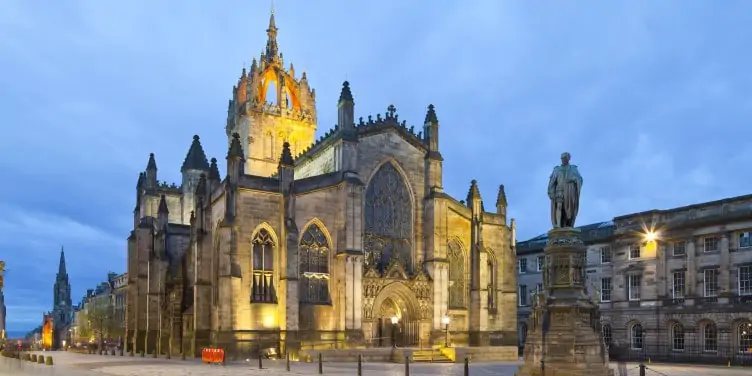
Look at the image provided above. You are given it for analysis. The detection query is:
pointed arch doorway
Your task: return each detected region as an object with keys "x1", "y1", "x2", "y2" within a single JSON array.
[{"x1": 371, "y1": 282, "x2": 421, "y2": 348}]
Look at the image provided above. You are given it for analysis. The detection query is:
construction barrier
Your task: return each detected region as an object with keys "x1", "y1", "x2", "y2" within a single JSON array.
[{"x1": 201, "y1": 348, "x2": 225, "y2": 365}]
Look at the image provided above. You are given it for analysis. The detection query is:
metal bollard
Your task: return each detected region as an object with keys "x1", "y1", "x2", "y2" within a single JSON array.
[
  {"x1": 405, "y1": 356, "x2": 410, "y2": 376},
  {"x1": 258, "y1": 351, "x2": 263, "y2": 369},
  {"x1": 318, "y1": 353, "x2": 323, "y2": 374},
  {"x1": 639, "y1": 363, "x2": 646, "y2": 376},
  {"x1": 286, "y1": 352, "x2": 290, "y2": 371},
  {"x1": 464, "y1": 356, "x2": 469, "y2": 376},
  {"x1": 357, "y1": 353, "x2": 363, "y2": 376}
]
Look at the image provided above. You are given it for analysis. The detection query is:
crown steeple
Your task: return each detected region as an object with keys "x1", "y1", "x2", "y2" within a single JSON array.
[{"x1": 265, "y1": 11, "x2": 279, "y2": 63}]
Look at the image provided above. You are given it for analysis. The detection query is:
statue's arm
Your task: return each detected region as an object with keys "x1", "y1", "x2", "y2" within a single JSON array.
[{"x1": 574, "y1": 165, "x2": 583, "y2": 188}]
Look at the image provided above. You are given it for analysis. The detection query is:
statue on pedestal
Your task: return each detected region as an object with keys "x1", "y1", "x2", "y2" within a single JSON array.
[{"x1": 548, "y1": 152, "x2": 583, "y2": 229}]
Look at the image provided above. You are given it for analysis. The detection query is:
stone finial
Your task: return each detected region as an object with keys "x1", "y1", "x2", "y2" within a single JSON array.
[
  {"x1": 181, "y1": 135, "x2": 210, "y2": 172},
  {"x1": 467, "y1": 179, "x2": 482, "y2": 204},
  {"x1": 227, "y1": 133, "x2": 244, "y2": 159},
  {"x1": 496, "y1": 184, "x2": 508, "y2": 207},
  {"x1": 146, "y1": 153, "x2": 157, "y2": 171},
  {"x1": 339, "y1": 81, "x2": 354, "y2": 102},
  {"x1": 208, "y1": 158, "x2": 221, "y2": 181},
  {"x1": 136, "y1": 172, "x2": 145, "y2": 188},
  {"x1": 279, "y1": 142, "x2": 294, "y2": 167},
  {"x1": 424, "y1": 104, "x2": 438, "y2": 124}
]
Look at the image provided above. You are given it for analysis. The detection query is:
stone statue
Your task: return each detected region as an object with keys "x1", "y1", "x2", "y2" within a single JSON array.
[{"x1": 548, "y1": 152, "x2": 583, "y2": 228}]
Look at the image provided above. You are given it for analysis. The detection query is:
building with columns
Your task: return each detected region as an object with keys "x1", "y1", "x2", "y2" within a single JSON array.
[
  {"x1": 126, "y1": 13, "x2": 518, "y2": 359},
  {"x1": 516, "y1": 194, "x2": 752, "y2": 362}
]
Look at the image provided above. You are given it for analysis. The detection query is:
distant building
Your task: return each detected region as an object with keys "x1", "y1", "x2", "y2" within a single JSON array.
[
  {"x1": 71, "y1": 272, "x2": 127, "y2": 345},
  {"x1": 516, "y1": 194, "x2": 752, "y2": 362},
  {"x1": 50, "y1": 247, "x2": 74, "y2": 348},
  {"x1": 111, "y1": 273, "x2": 128, "y2": 334}
]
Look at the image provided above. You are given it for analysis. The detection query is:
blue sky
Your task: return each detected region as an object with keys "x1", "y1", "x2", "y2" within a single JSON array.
[{"x1": 1, "y1": 1, "x2": 751, "y2": 333}]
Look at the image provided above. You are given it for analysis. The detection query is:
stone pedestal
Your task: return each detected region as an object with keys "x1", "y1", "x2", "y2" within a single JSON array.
[{"x1": 516, "y1": 228, "x2": 612, "y2": 376}]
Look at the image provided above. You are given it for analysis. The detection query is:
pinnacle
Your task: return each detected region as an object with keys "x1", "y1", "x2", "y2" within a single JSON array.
[
  {"x1": 339, "y1": 81, "x2": 354, "y2": 103},
  {"x1": 158, "y1": 194, "x2": 169, "y2": 214},
  {"x1": 467, "y1": 179, "x2": 482, "y2": 203},
  {"x1": 146, "y1": 153, "x2": 157, "y2": 171},
  {"x1": 279, "y1": 142, "x2": 294, "y2": 167},
  {"x1": 227, "y1": 133, "x2": 245, "y2": 159},
  {"x1": 496, "y1": 184, "x2": 508, "y2": 207},
  {"x1": 208, "y1": 158, "x2": 221, "y2": 180},
  {"x1": 181, "y1": 135, "x2": 210, "y2": 172},
  {"x1": 424, "y1": 104, "x2": 438, "y2": 124}
]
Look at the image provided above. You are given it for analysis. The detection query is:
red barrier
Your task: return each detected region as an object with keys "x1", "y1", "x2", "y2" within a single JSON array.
[{"x1": 201, "y1": 348, "x2": 225, "y2": 365}]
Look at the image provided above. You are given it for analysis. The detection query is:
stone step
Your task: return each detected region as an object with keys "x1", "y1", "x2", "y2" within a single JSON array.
[{"x1": 411, "y1": 350, "x2": 453, "y2": 363}]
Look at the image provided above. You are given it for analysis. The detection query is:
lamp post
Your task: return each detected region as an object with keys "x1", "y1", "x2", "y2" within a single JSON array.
[
  {"x1": 442, "y1": 316, "x2": 450, "y2": 347},
  {"x1": 391, "y1": 316, "x2": 399, "y2": 348}
]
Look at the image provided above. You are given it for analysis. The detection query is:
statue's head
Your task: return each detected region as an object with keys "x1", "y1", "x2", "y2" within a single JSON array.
[{"x1": 560, "y1": 152, "x2": 571, "y2": 165}]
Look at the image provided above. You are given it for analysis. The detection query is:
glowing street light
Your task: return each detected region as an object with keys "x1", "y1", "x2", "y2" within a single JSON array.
[
  {"x1": 645, "y1": 231, "x2": 657, "y2": 242},
  {"x1": 442, "y1": 316, "x2": 451, "y2": 347}
]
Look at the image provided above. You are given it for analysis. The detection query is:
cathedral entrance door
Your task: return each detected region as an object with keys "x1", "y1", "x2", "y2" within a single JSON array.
[{"x1": 371, "y1": 282, "x2": 421, "y2": 348}]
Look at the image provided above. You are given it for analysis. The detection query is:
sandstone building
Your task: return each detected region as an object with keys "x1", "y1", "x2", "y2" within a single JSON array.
[
  {"x1": 126, "y1": 14, "x2": 518, "y2": 358},
  {"x1": 516, "y1": 194, "x2": 752, "y2": 363}
]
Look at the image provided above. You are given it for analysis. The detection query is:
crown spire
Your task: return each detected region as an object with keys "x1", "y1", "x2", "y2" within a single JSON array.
[{"x1": 265, "y1": 11, "x2": 279, "y2": 62}]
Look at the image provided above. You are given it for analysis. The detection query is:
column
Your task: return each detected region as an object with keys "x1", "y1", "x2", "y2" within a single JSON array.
[
  {"x1": 720, "y1": 233, "x2": 731, "y2": 294},
  {"x1": 686, "y1": 237, "x2": 697, "y2": 296},
  {"x1": 345, "y1": 256, "x2": 354, "y2": 329},
  {"x1": 353, "y1": 257, "x2": 363, "y2": 329}
]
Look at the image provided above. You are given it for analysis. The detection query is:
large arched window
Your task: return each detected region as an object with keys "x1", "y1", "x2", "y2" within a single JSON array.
[
  {"x1": 670, "y1": 323, "x2": 685, "y2": 351},
  {"x1": 630, "y1": 323, "x2": 643, "y2": 350},
  {"x1": 299, "y1": 223, "x2": 331, "y2": 304},
  {"x1": 251, "y1": 229, "x2": 276, "y2": 303},
  {"x1": 363, "y1": 162, "x2": 413, "y2": 272},
  {"x1": 602, "y1": 324, "x2": 612, "y2": 346},
  {"x1": 738, "y1": 321, "x2": 752, "y2": 353},
  {"x1": 448, "y1": 240, "x2": 466, "y2": 309},
  {"x1": 702, "y1": 322, "x2": 718, "y2": 352}
]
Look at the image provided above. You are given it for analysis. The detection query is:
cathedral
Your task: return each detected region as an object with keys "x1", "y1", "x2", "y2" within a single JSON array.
[{"x1": 126, "y1": 13, "x2": 517, "y2": 359}]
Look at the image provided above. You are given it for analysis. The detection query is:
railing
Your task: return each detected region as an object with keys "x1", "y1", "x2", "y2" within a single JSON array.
[{"x1": 618, "y1": 344, "x2": 752, "y2": 366}]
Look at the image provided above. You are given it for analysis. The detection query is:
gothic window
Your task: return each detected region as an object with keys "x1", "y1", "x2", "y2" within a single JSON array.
[
  {"x1": 299, "y1": 223, "x2": 331, "y2": 304},
  {"x1": 251, "y1": 229, "x2": 276, "y2": 303},
  {"x1": 670, "y1": 323, "x2": 685, "y2": 351},
  {"x1": 363, "y1": 162, "x2": 413, "y2": 272},
  {"x1": 702, "y1": 322, "x2": 718, "y2": 352},
  {"x1": 487, "y1": 255, "x2": 497, "y2": 312},
  {"x1": 448, "y1": 240, "x2": 466, "y2": 309}
]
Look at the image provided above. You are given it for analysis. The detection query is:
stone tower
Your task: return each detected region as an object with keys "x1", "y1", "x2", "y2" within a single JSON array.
[
  {"x1": 225, "y1": 11, "x2": 317, "y2": 177},
  {"x1": 52, "y1": 247, "x2": 73, "y2": 348}
]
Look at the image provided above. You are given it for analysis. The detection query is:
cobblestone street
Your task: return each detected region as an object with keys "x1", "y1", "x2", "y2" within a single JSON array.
[{"x1": 0, "y1": 352, "x2": 748, "y2": 376}]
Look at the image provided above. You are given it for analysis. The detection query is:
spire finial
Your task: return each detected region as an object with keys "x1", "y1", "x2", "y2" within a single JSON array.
[{"x1": 271, "y1": 0, "x2": 275, "y2": 14}]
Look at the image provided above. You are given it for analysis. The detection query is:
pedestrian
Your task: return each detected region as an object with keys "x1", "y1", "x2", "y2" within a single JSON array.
[{"x1": 611, "y1": 343, "x2": 628, "y2": 376}]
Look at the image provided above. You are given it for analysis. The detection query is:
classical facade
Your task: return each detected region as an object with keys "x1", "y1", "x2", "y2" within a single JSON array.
[
  {"x1": 516, "y1": 194, "x2": 752, "y2": 363},
  {"x1": 125, "y1": 14, "x2": 517, "y2": 359}
]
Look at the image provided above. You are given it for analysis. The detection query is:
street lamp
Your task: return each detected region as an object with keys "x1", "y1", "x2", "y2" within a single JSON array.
[
  {"x1": 442, "y1": 316, "x2": 451, "y2": 347},
  {"x1": 391, "y1": 316, "x2": 399, "y2": 348}
]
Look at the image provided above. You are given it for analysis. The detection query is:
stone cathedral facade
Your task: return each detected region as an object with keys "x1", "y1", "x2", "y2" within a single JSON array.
[{"x1": 126, "y1": 14, "x2": 517, "y2": 358}]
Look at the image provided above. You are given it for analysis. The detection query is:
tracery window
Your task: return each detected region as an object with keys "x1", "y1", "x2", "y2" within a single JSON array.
[
  {"x1": 363, "y1": 162, "x2": 413, "y2": 272},
  {"x1": 448, "y1": 240, "x2": 466, "y2": 308},
  {"x1": 251, "y1": 229, "x2": 276, "y2": 303},
  {"x1": 299, "y1": 223, "x2": 331, "y2": 304}
]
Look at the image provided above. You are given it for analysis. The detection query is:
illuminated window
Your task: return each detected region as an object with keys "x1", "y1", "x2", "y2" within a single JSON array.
[
  {"x1": 250, "y1": 229, "x2": 276, "y2": 303},
  {"x1": 299, "y1": 224, "x2": 331, "y2": 304}
]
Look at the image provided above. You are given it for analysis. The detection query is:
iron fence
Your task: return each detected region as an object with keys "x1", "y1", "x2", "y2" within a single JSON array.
[{"x1": 617, "y1": 344, "x2": 752, "y2": 366}]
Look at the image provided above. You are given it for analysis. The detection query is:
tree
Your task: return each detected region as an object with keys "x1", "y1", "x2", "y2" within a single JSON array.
[{"x1": 86, "y1": 304, "x2": 117, "y2": 350}]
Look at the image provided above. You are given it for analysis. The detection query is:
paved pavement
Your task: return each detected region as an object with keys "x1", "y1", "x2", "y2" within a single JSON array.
[{"x1": 0, "y1": 351, "x2": 748, "y2": 376}]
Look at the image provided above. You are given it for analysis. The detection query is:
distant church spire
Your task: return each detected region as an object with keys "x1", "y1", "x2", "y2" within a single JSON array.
[{"x1": 58, "y1": 246, "x2": 67, "y2": 277}]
